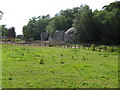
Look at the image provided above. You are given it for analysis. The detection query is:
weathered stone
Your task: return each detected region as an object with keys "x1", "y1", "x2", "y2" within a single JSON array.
[{"x1": 64, "y1": 27, "x2": 76, "y2": 42}]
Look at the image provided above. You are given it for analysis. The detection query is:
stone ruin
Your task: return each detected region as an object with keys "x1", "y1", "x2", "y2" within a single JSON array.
[
  {"x1": 40, "y1": 27, "x2": 76, "y2": 43},
  {"x1": 64, "y1": 27, "x2": 76, "y2": 42}
]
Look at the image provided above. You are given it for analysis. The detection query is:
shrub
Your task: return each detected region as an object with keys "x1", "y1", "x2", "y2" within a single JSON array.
[
  {"x1": 40, "y1": 56, "x2": 44, "y2": 64},
  {"x1": 91, "y1": 44, "x2": 96, "y2": 51}
]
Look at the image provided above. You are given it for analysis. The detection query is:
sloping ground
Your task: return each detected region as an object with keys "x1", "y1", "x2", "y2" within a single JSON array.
[{"x1": 2, "y1": 44, "x2": 118, "y2": 88}]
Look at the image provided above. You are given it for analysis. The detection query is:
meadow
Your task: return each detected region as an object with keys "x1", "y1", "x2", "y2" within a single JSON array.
[{"x1": 2, "y1": 44, "x2": 118, "y2": 88}]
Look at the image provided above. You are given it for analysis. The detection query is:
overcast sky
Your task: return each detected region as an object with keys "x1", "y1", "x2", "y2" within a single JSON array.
[{"x1": 0, "y1": 0, "x2": 117, "y2": 35}]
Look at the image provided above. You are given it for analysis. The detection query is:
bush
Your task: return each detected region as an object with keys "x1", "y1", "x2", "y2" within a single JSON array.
[
  {"x1": 40, "y1": 56, "x2": 44, "y2": 64},
  {"x1": 91, "y1": 44, "x2": 96, "y2": 51}
]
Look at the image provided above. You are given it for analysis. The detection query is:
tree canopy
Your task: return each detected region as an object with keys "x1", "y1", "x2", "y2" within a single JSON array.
[
  {"x1": 0, "y1": 10, "x2": 3, "y2": 20},
  {"x1": 22, "y1": 1, "x2": 120, "y2": 45},
  {"x1": 73, "y1": 1, "x2": 120, "y2": 44},
  {"x1": 73, "y1": 5, "x2": 100, "y2": 44},
  {"x1": 23, "y1": 15, "x2": 51, "y2": 40},
  {"x1": 6, "y1": 27, "x2": 16, "y2": 38},
  {"x1": 46, "y1": 15, "x2": 68, "y2": 34}
]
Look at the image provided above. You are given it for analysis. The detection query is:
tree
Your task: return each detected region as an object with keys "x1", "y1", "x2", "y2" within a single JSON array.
[
  {"x1": 22, "y1": 1, "x2": 119, "y2": 45},
  {"x1": 6, "y1": 27, "x2": 16, "y2": 38},
  {"x1": 102, "y1": 1, "x2": 120, "y2": 44},
  {"x1": 93, "y1": 10, "x2": 107, "y2": 44},
  {"x1": 92, "y1": 1, "x2": 120, "y2": 45},
  {"x1": 102, "y1": 1, "x2": 120, "y2": 11},
  {"x1": 46, "y1": 15, "x2": 68, "y2": 34},
  {"x1": 23, "y1": 15, "x2": 51, "y2": 40},
  {"x1": 1, "y1": 25, "x2": 8, "y2": 37},
  {"x1": 0, "y1": 11, "x2": 3, "y2": 39},
  {"x1": 73, "y1": 5, "x2": 99, "y2": 44},
  {"x1": 0, "y1": 10, "x2": 3, "y2": 20},
  {"x1": 55, "y1": 7, "x2": 81, "y2": 30}
]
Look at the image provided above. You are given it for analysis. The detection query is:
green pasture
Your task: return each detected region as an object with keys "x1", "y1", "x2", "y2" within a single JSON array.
[{"x1": 2, "y1": 44, "x2": 118, "y2": 88}]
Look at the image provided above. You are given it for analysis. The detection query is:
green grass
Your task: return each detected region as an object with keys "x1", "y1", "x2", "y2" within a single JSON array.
[{"x1": 2, "y1": 44, "x2": 118, "y2": 88}]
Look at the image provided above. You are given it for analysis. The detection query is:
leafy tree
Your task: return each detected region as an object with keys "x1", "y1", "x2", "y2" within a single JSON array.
[
  {"x1": 73, "y1": 5, "x2": 99, "y2": 44},
  {"x1": 1, "y1": 25, "x2": 8, "y2": 37},
  {"x1": 23, "y1": 25, "x2": 30, "y2": 39},
  {"x1": 93, "y1": 10, "x2": 107, "y2": 44},
  {"x1": 46, "y1": 7, "x2": 81, "y2": 35},
  {"x1": 73, "y1": 1, "x2": 120, "y2": 45},
  {"x1": 102, "y1": 1, "x2": 120, "y2": 44},
  {"x1": 23, "y1": 15, "x2": 51, "y2": 40},
  {"x1": 91, "y1": 1, "x2": 120, "y2": 45},
  {"x1": 22, "y1": 1, "x2": 119, "y2": 45},
  {"x1": 46, "y1": 15, "x2": 68, "y2": 34},
  {"x1": 102, "y1": 1, "x2": 120, "y2": 11},
  {"x1": 0, "y1": 11, "x2": 3, "y2": 39},
  {"x1": 6, "y1": 27, "x2": 16, "y2": 38},
  {"x1": 0, "y1": 10, "x2": 3, "y2": 20},
  {"x1": 55, "y1": 7, "x2": 81, "y2": 30}
]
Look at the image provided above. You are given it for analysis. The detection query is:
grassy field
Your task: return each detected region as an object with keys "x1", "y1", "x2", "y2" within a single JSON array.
[
  {"x1": 2, "y1": 44, "x2": 118, "y2": 88},
  {"x1": 0, "y1": 44, "x2": 2, "y2": 89}
]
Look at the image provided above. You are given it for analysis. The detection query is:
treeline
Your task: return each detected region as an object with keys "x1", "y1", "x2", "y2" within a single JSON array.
[
  {"x1": 0, "y1": 11, "x2": 16, "y2": 39},
  {"x1": 73, "y1": 3, "x2": 119, "y2": 45},
  {"x1": 1, "y1": 1, "x2": 120, "y2": 45},
  {"x1": 0, "y1": 25, "x2": 16, "y2": 38},
  {"x1": 23, "y1": 1, "x2": 120, "y2": 45}
]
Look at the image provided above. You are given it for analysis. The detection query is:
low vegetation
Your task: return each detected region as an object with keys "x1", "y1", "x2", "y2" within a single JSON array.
[{"x1": 2, "y1": 44, "x2": 118, "y2": 88}]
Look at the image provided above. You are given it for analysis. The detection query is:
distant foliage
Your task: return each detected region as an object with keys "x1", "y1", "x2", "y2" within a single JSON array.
[
  {"x1": 73, "y1": 2, "x2": 120, "y2": 45},
  {"x1": 1, "y1": 25, "x2": 8, "y2": 37},
  {"x1": 6, "y1": 27, "x2": 16, "y2": 38},
  {"x1": 22, "y1": 1, "x2": 120, "y2": 45},
  {"x1": 0, "y1": 25, "x2": 16, "y2": 39},
  {"x1": 23, "y1": 15, "x2": 51, "y2": 40},
  {"x1": 73, "y1": 5, "x2": 100, "y2": 44},
  {"x1": 0, "y1": 10, "x2": 3, "y2": 20},
  {"x1": 46, "y1": 15, "x2": 68, "y2": 34}
]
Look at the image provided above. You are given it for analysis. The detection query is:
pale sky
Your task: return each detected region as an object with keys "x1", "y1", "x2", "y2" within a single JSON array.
[{"x1": 0, "y1": 0, "x2": 117, "y2": 35}]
